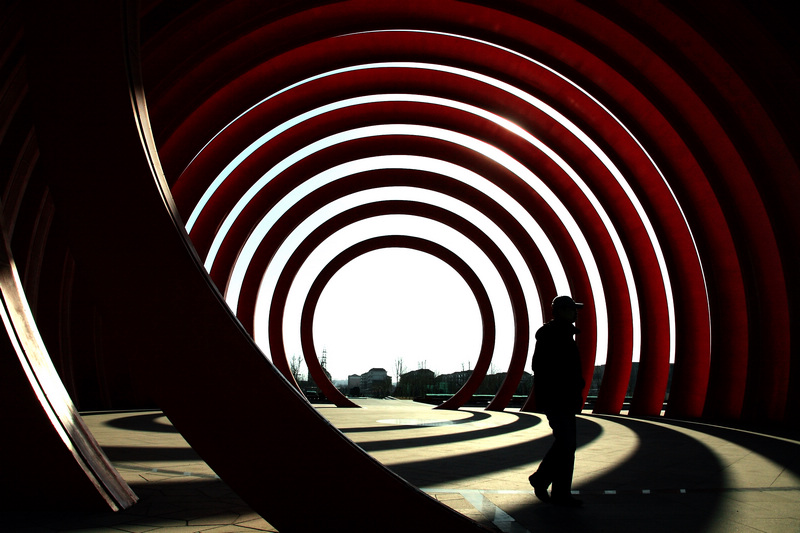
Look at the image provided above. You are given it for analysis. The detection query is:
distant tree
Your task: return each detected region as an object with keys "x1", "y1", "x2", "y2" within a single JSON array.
[
  {"x1": 289, "y1": 354, "x2": 304, "y2": 383},
  {"x1": 394, "y1": 357, "x2": 407, "y2": 387}
]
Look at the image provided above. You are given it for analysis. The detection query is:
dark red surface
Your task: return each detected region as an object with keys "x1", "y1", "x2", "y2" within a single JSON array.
[
  {"x1": 4, "y1": 0, "x2": 799, "y2": 519},
  {"x1": 17, "y1": 2, "x2": 491, "y2": 529},
  {"x1": 157, "y1": 2, "x2": 798, "y2": 422}
]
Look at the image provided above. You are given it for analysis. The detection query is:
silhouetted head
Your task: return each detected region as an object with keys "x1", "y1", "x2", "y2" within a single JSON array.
[{"x1": 551, "y1": 295, "x2": 583, "y2": 323}]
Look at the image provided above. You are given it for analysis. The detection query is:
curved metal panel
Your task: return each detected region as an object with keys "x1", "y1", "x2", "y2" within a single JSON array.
[{"x1": 22, "y1": 2, "x2": 490, "y2": 530}]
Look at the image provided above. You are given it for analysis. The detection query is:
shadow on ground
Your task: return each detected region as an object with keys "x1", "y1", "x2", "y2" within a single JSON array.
[
  {"x1": 385, "y1": 414, "x2": 603, "y2": 486},
  {"x1": 503, "y1": 415, "x2": 727, "y2": 533}
]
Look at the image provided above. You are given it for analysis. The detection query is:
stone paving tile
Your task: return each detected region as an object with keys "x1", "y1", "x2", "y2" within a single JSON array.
[
  {"x1": 4, "y1": 400, "x2": 799, "y2": 532},
  {"x1": 235, "y1": 516, "x2": 277, "y2": 530}
]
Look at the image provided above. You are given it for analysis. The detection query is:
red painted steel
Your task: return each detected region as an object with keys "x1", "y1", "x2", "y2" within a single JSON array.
[
  {"x1": 168, "y1": 54, "x2": 652, "y2": 414},
  {"x1": 4, "y1": 0, "x2": 800, "y2": 522},
  {"x1": 256, "y1": 190, "x2": 537, "y2": 411},
  {"x1": 606, "y1": 0, "x2": 795, "y2": 422},
  {"x1": 298, "y1": 235, "x2": 496, "y2": 409},
  {"x1": 152, "y1": 1, "x2": 797, "y2": 422},
  {"x1": 155, "y1": 5, "x2": 747, "y2": 418},
  {"x1": 21, "y1": 2, "x2": 491, "y2": 529},
  {"x1": 190, "y1": 113, "x2": 621, "y2": 407},
  {"x1": 221, "y1": 154, "x2": 593, "y2": 410},
  {"x1": 133, "y1": 2, "x2": 797, "y2": 422},
  {"x1": 0, "y1": 219, "x2": 137, "y2": 511}
]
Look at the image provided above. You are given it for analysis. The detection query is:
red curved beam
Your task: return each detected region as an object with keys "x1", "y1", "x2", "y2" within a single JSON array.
[
  {"x1": 8, "y1": 1, "x2": 799, "y2": 524},
  {"x1": 260, "y1": 193, "x2": 533, "y2": 411},
  {"x1": 199, "y1": 123, "x2": 624, "y2": 398},
  {"x1": 23, "y1": 3, "x2": 491, "y2": 529},
  {"x1": 548, "y1": 0, "x2": 789, "y2": 419},
  {"x1": 161, "y1": 30, "x2": 660, "y2": 407},
  {"x1": 150, "y1": 2, "x2": 796, "y2": 421},
  {"x1": 298, "y1": 235, "x2": 496, "y2": 409},
  {"x1": 223, "y1": 137, "x2": 564, "y2": 320},
  {"x1": 193, "y1": 126, "x2": 620, "y2": 408},
  {"x1": 185, "y1": 65, "x2": 696, "y2": 417},
  {"x1": 0, "y1": 217, "x2": 137, "y2": 511},
  {"x1": 593, "y1": 0, "x2": 793, "y2": 422},
  {"x1": 213, "y1": 120, "x2": 630, "y2": 407},
  {"x1": 173, "y1": 64, "x2": 669, "y2": 415},
  {"x1": 201, "y1": 123, "x2": 629, "y2": 409}
]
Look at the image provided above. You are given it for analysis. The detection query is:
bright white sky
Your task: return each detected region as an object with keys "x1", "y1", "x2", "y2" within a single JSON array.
[
  {"x1": 309, "y1": 248, "x2": 489, "y2": 382},
  {"x1": 276, "y1": 211, "x2": 523, "y2": 383}
]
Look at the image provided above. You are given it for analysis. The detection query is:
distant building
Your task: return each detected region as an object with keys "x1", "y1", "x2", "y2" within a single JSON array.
[
  {"x1": 395, "y1": 369, "x2": 436, "y2": 398},
  {"x1": 436, "y1": 370, "x2": 472, "y2": 393},
  {"x1": 360, "y1": 368, "x2": 392, "y2": 398},
  {"x1": 348, "y1": 374, "x2": 361, "y2": 396},
  {"x1": 475, "y1": 371, "x2": 532, "y2": 395},
  {"x1": 348, "y1": 374, "x2": 361, "y2": 390}
]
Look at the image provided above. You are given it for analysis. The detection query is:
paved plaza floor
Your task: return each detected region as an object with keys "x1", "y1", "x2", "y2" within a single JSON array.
[{"x1": 3, "y1": 398, "x2": 799, "y2": 532}]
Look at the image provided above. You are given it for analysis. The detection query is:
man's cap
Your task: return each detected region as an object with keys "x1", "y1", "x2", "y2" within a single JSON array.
[{"x1": 551, "y1": 295, "x2": 584, "y2": 309}]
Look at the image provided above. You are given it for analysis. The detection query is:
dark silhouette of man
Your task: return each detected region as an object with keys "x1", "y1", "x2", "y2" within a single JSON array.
[{"x1": 529, "y1": 295, "x2": 585, "y2": 507}]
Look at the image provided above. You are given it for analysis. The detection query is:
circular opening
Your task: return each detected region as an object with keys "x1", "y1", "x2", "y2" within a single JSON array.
[{"x1": 311, "y1": 248, "x2": 483, "y2": 384}]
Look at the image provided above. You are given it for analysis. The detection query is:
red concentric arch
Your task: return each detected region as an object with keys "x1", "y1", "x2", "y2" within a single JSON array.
[
  {"x1": 264, "y1": 210, "x2": 516, "y2": 378},
  {"x1": 220, "y1": 131, "x2": 613, "y2": 351},
  {"x1": 171, "y1": 60, "x2": 702, "y2": 413},
  {"x1": 234, "y1": 152, "x2": 604, "y2": 378},
  {"x1": 239, "y1": 167, "x2": 599, "y2": 408},
  {"x1": 210, "y1": 128, "x2": 651, "y2": 410},
  {"x1": 195, "y1": 118, "x2": 668, "y2": 410},
  {"x1": 188, "y1": 116, "x2": 635, "y2": 410},
  {"x1": 275, "y1": 210, "x2": 530, "y2": 412},
  {"x1": 269, "y1": 194, "x2": 533, "y2": 371},
  {"x1": 261, "y1": 205, "x2": 526, "y2": 404},
  {"x1": 190, "y1": 74, "x2": 664, "y2": 355},
  {"x1": 14, "y1": 0, "x2": 800, "y2": 528},
  {"x1": 178, "y1": 63, "x2": 692, "y2": 412},
  {"x1": 299, "y1": 235, "x2": 498, "y2": 410},
  {"x1": 157, "y1": 4, "x2": 790, "y2": 422}
]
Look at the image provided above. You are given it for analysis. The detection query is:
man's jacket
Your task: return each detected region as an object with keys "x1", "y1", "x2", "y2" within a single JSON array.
[{"x1": 532, "y1": 319, "x2": 585, "y2": 414}]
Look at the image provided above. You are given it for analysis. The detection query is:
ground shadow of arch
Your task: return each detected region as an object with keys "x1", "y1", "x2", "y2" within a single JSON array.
[
  {"x1": 511, "y1": 415, "x2": 726, "y2": 533},
  {"x1": 656, "y1": 418, "x2": 800, "y2": 477},
  {"x1": 382, "y1": 415, "x2": 603, "y2": 486},
  {"x1": 584, "y1": 415, "x2": 730, "y2": 492},
  {"x1": 339, "y1": 409, "x2": 494, "y2": 433},
  {"x1": 104, "y1": 412, "x2": 179, "y2": 434},
  {"x1": 100, "y1": 445, "x2": 202, "y2": 463},
  {"x1": 351, "y1": 411, "x2": 545, "y2": 452}
]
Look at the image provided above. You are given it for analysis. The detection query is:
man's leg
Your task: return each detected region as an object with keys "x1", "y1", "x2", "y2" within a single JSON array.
[
  {"x1": 546, "y1": 412, "x2": 581, "y2": 506},
  {"x1": 530, "y1": 412, "x2": 571, "y2": 502}
]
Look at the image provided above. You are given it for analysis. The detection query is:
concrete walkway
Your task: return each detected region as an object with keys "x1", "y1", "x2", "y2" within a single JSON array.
[{"x1": 4, "y1": 399, "x2": 799, "y2": 532}]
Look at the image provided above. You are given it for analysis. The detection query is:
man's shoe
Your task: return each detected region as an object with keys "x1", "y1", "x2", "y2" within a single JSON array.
[
  {"x1": 528, "y1": 472, "x2": 550, "y2": 502},
  {"x1": 551, "y1": 494, "x2": 583, "y2": 507}
]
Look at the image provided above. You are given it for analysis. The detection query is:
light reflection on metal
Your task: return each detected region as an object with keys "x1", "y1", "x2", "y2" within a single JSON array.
[{"x1": 0, "y1": 222, "x2": 137, "y2": 510}]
